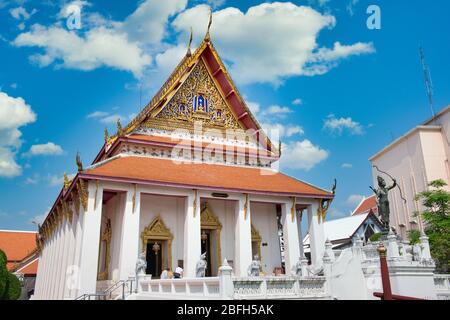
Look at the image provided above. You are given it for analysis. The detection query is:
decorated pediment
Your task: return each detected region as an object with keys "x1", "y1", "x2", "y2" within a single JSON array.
[
  {"x1": 201, "y1": 202, "x2": 222, "y2": 229},
  {"x1": 141, "y1": 59, "x2": 243, "y2": 131},
  {"x1": 141, "y1": 215, "x2": 173, "y2": 240}
]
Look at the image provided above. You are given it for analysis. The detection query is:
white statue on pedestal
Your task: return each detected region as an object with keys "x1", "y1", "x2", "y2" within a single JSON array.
[
  {"x1": 196, "y1": 252, "x2": 207, "y2": 277},
  {"x1": 136, "y1": 252, "x2": 147, "y2": 275},
  {"x1": 248, "y1": 255, "x2": 261, "y2": 277}
]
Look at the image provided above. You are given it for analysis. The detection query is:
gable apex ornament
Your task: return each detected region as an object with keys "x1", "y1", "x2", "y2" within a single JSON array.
[
  {"x1": 187, "y1": 27, "x2": 193, "y2": 56},
  {"x1": 205, "y1": 7, "x2": 213, "y2": 42},
  {"x1": 76, "y1": 152, "x2": 83, "y2": 172}
]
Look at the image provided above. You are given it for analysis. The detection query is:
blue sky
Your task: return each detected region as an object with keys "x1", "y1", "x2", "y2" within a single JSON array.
[{"x1": 0, "y1": 0, "x2": 449, "y2": 231}]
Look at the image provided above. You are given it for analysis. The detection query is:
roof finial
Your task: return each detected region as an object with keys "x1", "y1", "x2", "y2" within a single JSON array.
[
  {"x1": 117, "y1": 118, "x2": 124, "y2": 137},
  {"x1": 76, "y1": 152, "x2": 83, "y2": 172},
  {"x1": 205, "y1": 7, "x2": 212, "y2": 42},
  {"x1": 63, "y1": 172, "x2": 70, "y2": 189},
  {"x1": 278, "y1": 140, "x2": 282, "y2": 157},
  {"x1": 104, "y1": 127, "x2": 109, "y2": 143},
  {"x1": 187, "y1": 27, "x2": 193, "y2": 56}
]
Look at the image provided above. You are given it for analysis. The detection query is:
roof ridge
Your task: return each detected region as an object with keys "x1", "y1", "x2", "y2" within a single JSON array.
[{"x1": 0, "y1": 229, "x2": 38, "y2": 233}]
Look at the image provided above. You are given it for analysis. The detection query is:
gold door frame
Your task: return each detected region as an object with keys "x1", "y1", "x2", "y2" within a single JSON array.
[
  {"x1": 141, "y1": 215, "x2": 173, "y2": 271},
  {"x1": 251, "y1": 224, "x2": 262, "y2": 262},
  {"x1": 97, "y1": 218, "x2": 112, "y2": 281},
  {"x1": 200, "y1": 202, "x2": 222, "y2": 274}
]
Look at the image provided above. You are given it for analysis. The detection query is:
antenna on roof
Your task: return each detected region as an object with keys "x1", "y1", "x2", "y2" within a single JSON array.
[{"x1": 419, "y1": 46, "x2": 436, "y2": 123}]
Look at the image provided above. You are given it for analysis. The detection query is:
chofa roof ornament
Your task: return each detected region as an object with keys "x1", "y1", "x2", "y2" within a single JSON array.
[{"x1": 205, "y1": 7, "x2": 213, "y2": 42}]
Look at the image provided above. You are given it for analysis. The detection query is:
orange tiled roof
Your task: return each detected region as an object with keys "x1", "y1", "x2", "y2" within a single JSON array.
[
  {"x1": 126, "y1": 134, "x2": 275, "y2": 157},
  {"x1": 84, "y1": 156, "x2": 332, "y2": 197},
  {"x1": 353, "y1": 195, "x2": 378, "y2": 215},
  {"x1": 0, "y1": 230, "x2": 37, "y2": 271}
]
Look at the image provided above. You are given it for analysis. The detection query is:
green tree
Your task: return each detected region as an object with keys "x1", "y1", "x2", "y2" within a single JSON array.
[
  {"x1": 415, "y1": 179, "x2": 450, "y2": 273},
  {"x1": 407, "y1": 229, "x2": 421, "y2": 245},
  {"x1": 0, "y1": 249, "x2": 22, "y2": 300}
]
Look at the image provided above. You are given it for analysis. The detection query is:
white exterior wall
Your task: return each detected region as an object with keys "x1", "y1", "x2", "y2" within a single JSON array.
[{"x1": 250, "y1": 202, "x2": 280, "y2": 275}]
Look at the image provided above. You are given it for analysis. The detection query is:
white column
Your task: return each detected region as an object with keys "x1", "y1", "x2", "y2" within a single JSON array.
[
  {"x1": 183, "y1": 190, "x2": 201, "y2": 278},
  {"x1": 78, "y1": 181, "x2": 103, "y2": 295},
  {"x1": 281, "y1": 201, "x2": 300, "y2": 275},
  {"x1": 234, "y1": 195, "x2": 252, "y2": 277},
  {"x1": 307, "y1": 201, "x2": 325, "y2": 269},
  {"x1": 45, "y1": 231, "x2": 56, "y2": 299},
  {"x1": 71, "y1": 205, "x2": 85, "y2": 298},
  {"x1": 59, "y1": 217, "x2": 72, "y2": 299},
  {"x1": 51, "y1": 224, "x2": 62, "y2": 299},
  {"x1": 297, "y1": 210, "x2": 304, "y2": 258},
  {"x1": 56, "y1": 218, "x2": 69, "y2": 299},
  {"x1": 118, "y1": 186, "x2": 141, "y2": 280},
  {"x1": 42, "y1": 232, "x2": 53, "y2": 299},
  {"x1": 63, "y1": 213, "x2": 76, "y2": 299}
]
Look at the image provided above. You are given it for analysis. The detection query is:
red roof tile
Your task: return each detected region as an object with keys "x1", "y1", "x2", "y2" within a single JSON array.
[
  {"x1": 84, "y1": 156, "x2": 332, "y2": 198},
  {"x1": 0, "y1": 230, "x2": 37, "y2": 271},
  {"x1": 352, "y1": 195, "x2": 378, "y2": 215}
]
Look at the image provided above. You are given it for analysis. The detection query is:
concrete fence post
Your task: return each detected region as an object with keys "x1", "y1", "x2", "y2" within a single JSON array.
[{"x1": 219, "y1": 259, "x2": 234, "y2": 300}]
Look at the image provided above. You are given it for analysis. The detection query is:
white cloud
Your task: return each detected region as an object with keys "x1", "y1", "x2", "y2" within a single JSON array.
[
  {"x1": 323, "y1": 114, "x2": 364, "y2": 135},
  {"x1": 48, "y1": 173, "x2": 75, "y2": 187},
  {"x1": 87, "y1": 111, "x2": 109, "y2": 119},
  {"x1": 10, "y1": 6, "x2": 37, "y2": 20},
  {"x1": 0, "y1": 91, "x2": 36, "y2": 177},
  {"x1": 14, "y1": 25, "x2": 152, "y2": 78},
  {"x1": 86, "y1": 110, "x2": 133, "y2": 125},
  {"x1": 25, "y1": 142, "x2": 64, "y2": 156},
  {"x1": 12, "y1": 1, "x2": 374, "y2": 85},
  {"x1": 347, "y1": 0, "x2": 360, "y2": 16},
  {"x1": 263, "y1": 105, "x2": 292, "y2": 117},
  {"x1": 341, "y1": 163, "x2": 353, "y2": 169},
  {"x1": 246, "y1": 101, "x2": 260, "y2": 115},
  {"x1": 345, "y1": 194, "x2": 365, "y2": 207},
  {"x1": 206, "y1": 0, "x2": 226, "y2": 8},
  {"x1": 262, "y1": 123, "x2": 304, "y2": 139},
  {"x1": 0, "y1": 92, "x2": 36, "y2": 132},
  {"x1": 121, "y1": 0, "x2": 188, "y2": 46},
  {"x1": 0, "y1": 147, "x2": 22, "y2": 177},
  {"x1": 280, "y1": 139, "x2": 328, "y2": 170},
  {"x1": 172, "y1": 3, "x2": 374, "y2": 85},
  {"x1": 292, "y1": 98, "x2": 302, "y2": 106}
]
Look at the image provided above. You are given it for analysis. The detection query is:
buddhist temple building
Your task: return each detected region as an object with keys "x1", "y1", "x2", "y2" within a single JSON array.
[{"x1": 32, "y1": 28, "x2": 334, "y2": 300}]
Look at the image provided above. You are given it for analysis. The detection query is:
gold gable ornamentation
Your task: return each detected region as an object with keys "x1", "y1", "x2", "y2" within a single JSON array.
[
  {"x1": 200, "y1": 202, "x2": 222, "y2": 229},
  {"x1": 141, "y1": 216, "x2": 173, "y2": 270},
  {"x1": 144, "y1": 60, "x2": 242, "y2": 131}
]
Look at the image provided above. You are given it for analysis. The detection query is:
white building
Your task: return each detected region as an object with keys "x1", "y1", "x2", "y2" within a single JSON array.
[
  {"x1": 32, "y1": 32, "x2": 334, "y2": 300},
  {"x1": 303, "y1": 212, "x2": 383, "y2": 252},
  {"x1": 369, "y1": 105, "x2": 450, "y2": 238}
]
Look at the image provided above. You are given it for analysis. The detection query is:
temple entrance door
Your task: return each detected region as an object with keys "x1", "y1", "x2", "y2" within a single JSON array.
[
  {"x1": 201, "y1": 230, "x2": 212, "y2": 277},
  {"x1": 200, "y1": 203, "x2": 222, "y2": 277},
  {"x1": 146, "y1": 241, "x2": 163, "y2": 278}
]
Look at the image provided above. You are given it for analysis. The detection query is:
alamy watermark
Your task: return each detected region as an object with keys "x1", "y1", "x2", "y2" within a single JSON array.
[{"x1": 367, "y1": 5, "x2": 381, "y2": 30}]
